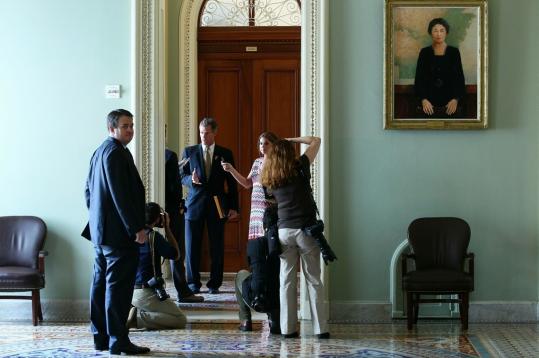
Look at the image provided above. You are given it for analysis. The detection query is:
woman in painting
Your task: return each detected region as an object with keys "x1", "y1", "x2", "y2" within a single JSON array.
[{"x1": 414, "y1": 17, "x2": 465, "y2": 117}]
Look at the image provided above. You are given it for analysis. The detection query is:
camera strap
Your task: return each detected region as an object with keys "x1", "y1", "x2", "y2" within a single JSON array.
[
  {"x1": 299, "y1": 166, "x2": 321, "y2": 220},
  {"x1": 148, "y1": 231, "x2": 158, "y2": 279}
]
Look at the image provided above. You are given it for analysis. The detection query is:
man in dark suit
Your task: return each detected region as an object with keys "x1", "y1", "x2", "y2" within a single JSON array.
[
  {"x1": 165, "y1": 147, "x2": 203, "y2": 303},
  {"x1": 180, "y1": 117, "x2": 239, "y2": 294},
  {"x1": 84, "y1": 109, "x2": 150, "y2": 355}
]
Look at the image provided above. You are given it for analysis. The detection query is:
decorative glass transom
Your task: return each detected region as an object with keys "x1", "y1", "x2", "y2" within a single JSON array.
[{"x1": 200, "y1": 0, "x2": 301, "y2": 27}]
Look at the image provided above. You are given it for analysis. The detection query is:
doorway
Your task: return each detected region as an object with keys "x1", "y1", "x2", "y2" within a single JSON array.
[
  {"x1": 133, "y1": 0, "x2": 330, "y2": 319},
  {"x1": 197, "y1": 25, "x2": 301, "y2": 272}
]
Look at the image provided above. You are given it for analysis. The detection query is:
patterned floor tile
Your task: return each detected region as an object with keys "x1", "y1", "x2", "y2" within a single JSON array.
[{"x1": 1, "y1": 321, "x2": 537, "y2": 357}]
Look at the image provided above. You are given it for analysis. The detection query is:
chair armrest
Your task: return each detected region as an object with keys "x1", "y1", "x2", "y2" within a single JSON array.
[
  {"x1": 401, "y1": 253, "x2": 416, "y2": 275},
  {"x1": 38, "y1": 251, "x2": 48, "y2": 275},
  {"x1": 465, "y1": 252, "x2": 474, "y2": 276}
]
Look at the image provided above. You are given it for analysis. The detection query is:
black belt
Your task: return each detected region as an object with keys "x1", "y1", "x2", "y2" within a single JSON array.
[{"x1": 134, "y1": 284, "x2": 150, "y2": 289}]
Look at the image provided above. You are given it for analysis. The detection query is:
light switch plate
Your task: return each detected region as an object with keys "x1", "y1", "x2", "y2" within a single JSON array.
[{"x1": 105, "y1": 85, "x2": 121, "y2": 99}]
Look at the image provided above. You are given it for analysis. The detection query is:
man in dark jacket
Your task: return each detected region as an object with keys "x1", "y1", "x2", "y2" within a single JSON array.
[
  {"x1": 165, "y1": 147, "x2": 203, "y2": 303},
  {"x1": 180, "y1": 117, "x2": 239, "y2": 294},
  {"x1": 84, "y1": 109, "x2": 150, "y2": 355}
]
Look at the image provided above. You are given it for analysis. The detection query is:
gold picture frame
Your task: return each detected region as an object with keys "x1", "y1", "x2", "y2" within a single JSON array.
[{"x1": 384, "y1": 0, "x2": 488, "y2": 129}]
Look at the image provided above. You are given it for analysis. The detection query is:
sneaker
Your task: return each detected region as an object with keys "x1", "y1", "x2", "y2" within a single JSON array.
[
  {"x1": 178, "y1": 294, "x2": 204, "y2": 303},
  {"x1": 126, "y1": 307, "x2": 138, "y2": 329}
]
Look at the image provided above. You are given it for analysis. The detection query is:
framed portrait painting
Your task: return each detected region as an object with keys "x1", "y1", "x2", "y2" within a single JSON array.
[{"x1": 384, "y1": 0, "x2": 488, "y2": 129}]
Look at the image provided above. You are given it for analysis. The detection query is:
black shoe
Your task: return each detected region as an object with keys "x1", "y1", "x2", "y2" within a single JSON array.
[
  {"x1": 239, "y1": 320, "x2": 252, "y2": 332},
  {"x1": 282, "y1": 332, "x2": 299, "y2": 338},
  {"x1": 208, "y1": 288, "x2": 220, "y2": 294},
  {"x1": 109, "y1": 342, "x2": 150, "y2": 355},
  {"x1": 94, "y1": 342, "x2": 108, "y2": 351},
  {"x1": 269, "y1": 322, "x2": 281, "y2": 335},
  {"x1": 190, "y1": 287, "x2": 201, "y2": 294},
  {"x1": 93, "y1": 336, "x2": 109, "y2": 351},
  {"x1": 315, "y1": 332, "x2": 330, "y2": 339},
  {"x1": 177, "y1": 294, "x2": 204, "y2": 303}
]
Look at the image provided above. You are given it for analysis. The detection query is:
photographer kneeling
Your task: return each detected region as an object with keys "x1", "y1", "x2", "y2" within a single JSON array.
[
  {"x1": 235, "y1": 204, "x2": 280, "y2": 334},
  {"x1": 128, "y1": 202, "x2": 187, "y2": 330}
]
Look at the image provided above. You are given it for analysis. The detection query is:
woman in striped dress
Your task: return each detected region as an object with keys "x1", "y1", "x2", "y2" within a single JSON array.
[{"x1": 221, "y1": 132, "x2": 279, "y2": 240}]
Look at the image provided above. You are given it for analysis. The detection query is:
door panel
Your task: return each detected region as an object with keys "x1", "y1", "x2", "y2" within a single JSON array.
[
  {"x1": 198, "y1": 55, "x2": 300, "y2": 272},
  {"x1": 253, "y1": 59, "x2": 300, "y2": 137}
]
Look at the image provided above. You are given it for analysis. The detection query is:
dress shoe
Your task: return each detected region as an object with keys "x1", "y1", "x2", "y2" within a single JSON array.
[
  {"x1": 93, "y1": 336, "x2": 109, "y2": 351},
  {"x1": 94, "y1": 342, "x2": 108, "y2": 351},
  {"x1": 126, "y1": 306, "x2": 138, "y2": 329},
  {"x1": 269, "y1": 322, "x2": 281, "y2": 335},
  {"x1": 208, "y1": 288, "x2": 220, "y2": 294},
  {"x1": 239, "y1": 320, "x2": 252, "y2": 332},
  {"x1": 315, "y1": 332, "x2": 330, "y2": 339},
  {"x1": 178, "y1": 294, "x2": 204, "y2": 303},
  {"x1": 282, "y1": 332, "x2": 299, "y2": 338},
  {"x1": 109, "y1": 342, "x2": 150, "y2": 355}
]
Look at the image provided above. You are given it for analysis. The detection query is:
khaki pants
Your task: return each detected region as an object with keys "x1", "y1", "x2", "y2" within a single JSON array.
[
  {"x1": 278, "y1": 228, "x2": 328, "y2": 335},
  {"x1": 235, "y1": 270, "x2": 252, "y2": 321},
  {"x1": 132, "y1": 288, "x2": 187, "y2": 330}
]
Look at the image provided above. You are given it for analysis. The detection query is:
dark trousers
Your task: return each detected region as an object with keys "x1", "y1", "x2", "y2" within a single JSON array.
[
  {"x1": 235, "y1": 270, "x2": 279, "y2": 326},
  {"x1": 90, "y1": 245, "x2": 138, "y2": 350},
  {"x1": 185, "y1": 216, "x2": 225, "y2": 291},
  {"x1": 168, "y1": 210, "x2": 193, "y2": 298}
]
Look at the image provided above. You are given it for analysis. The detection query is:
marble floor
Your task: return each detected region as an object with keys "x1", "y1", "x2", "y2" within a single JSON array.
[
  {"x1": 0, "y1": 320, "x2": 538, "y2": 357},
  {"x1": 1, "y1": 278, "x2": 537, "y2": 357}
]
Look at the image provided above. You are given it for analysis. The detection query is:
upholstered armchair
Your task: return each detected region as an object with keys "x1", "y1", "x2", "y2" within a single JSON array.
[
  {"x1": 0, "y1": 216, "x2": 48, "y2": 325},
  {"x1": 401, "y1": 217, "x2": 474, "y2": 330}
]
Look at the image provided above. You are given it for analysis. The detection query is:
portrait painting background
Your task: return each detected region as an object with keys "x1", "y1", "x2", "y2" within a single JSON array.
[{"x1": 393, "y1": 7, "x2": 479, "y2": 86}]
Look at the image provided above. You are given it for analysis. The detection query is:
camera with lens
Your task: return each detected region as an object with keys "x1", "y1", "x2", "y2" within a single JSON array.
[
  {"x1": 303, "y1": 220, "x2": 324, "y2": 237},
  {"x1": 251, "y1": 294, "x2": 267, "y2": 313},
  {"x1": 303, "y1": 220, "x2": 338, "y2": 266},
  {"x1": 146, "y1": 276, "x2": 169, "y2": 301}
]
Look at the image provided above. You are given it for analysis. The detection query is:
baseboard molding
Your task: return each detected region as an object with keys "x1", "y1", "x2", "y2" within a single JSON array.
[
  {"x1": 330, "y1": 301, "x2": 539, "y2": 323},
  {"x1": 1, "y1": 299, "x2": 537, "y2": 324},
  {"x1": 329, "y1": 301, "x2": 393, "y2": 323}
]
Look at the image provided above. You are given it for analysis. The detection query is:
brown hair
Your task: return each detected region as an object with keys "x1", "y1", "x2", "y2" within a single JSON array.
[
  {"x1": 258, "y1": 131, "x2": 279, "y2": 153},
  {"x1": 261, "y1": 139, "x2": 297, "y2": 189}
]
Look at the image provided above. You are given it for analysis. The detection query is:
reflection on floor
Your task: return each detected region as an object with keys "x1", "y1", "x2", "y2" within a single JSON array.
[{"x1": 0, "y1": 321, "x2": 538, "y2": 357}]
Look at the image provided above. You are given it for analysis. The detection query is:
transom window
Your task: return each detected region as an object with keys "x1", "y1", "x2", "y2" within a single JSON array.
[{"x1": 200, "y1": 0, "x2": 301, "y2": 27}]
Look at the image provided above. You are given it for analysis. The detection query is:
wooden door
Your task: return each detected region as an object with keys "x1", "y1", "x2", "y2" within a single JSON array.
[{"x1": 197, "y1": 28, "x2": 300, "y2": 272}]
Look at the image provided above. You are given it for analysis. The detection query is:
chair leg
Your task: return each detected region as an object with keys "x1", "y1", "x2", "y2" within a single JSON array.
[
  {"x1": 31, "y1": 290, "x2": 39, "y2": 326},
  {"x1": 460, "y1": 292, "x2": 469, "y2": 330},
  {"x1": 414, "y1": 294, "x2": 420, "y2": 323},
  {"x1": 37, "y1": 290, "x2": 43, "y2": 321},
  {"x1": 406, "y1": 291, "x2": 414, "y2": 330}
]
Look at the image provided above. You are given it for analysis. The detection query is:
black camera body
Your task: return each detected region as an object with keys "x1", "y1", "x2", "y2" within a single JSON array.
[
  {"x1": 251, "y1": 294, "x2": 267, "y2": 313},
  {"x1": 146, "y1": 276, "x2": 169, "y2": 301},
  {"x1": 302, "y1": 220, "x2": 337, "y2": 266},
  {"x1": 303, "y1": 220, "x2": 324, "y2": 237}
]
